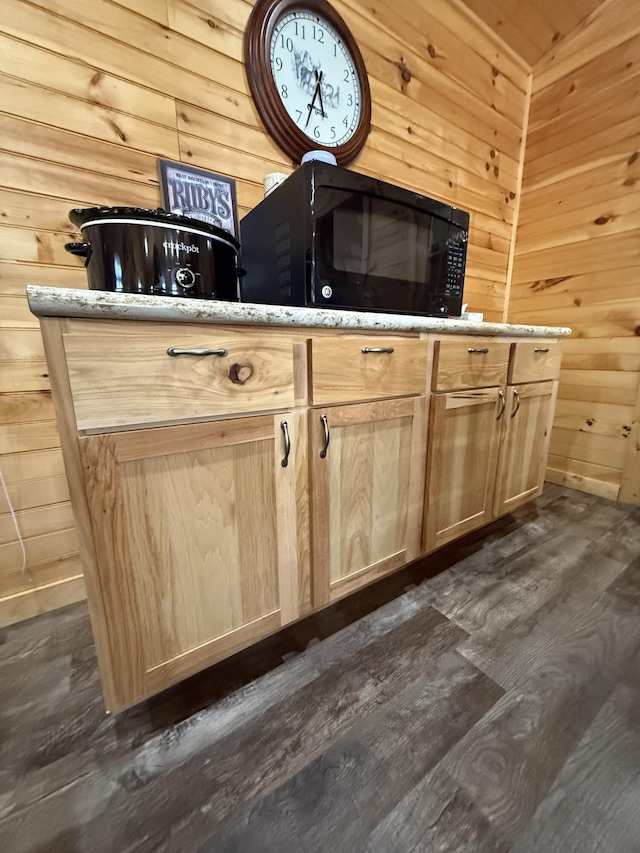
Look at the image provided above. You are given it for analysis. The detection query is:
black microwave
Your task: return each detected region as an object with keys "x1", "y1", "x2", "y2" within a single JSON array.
[{"x1": 239, "y1": 161, "x2": 469, "y2": 317}]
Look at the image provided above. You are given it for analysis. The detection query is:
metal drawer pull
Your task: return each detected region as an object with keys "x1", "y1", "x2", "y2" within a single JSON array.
[
  {"x1": 280, "y1": 420, "x2": 291, "y2": 468},
  {"x1": 496, "y1": 389, "x2": 506, "y2": 420},
  {"x1": 511, "y1": 389, "x2": 521, "y2": 418},
  {"x1": 167, "y1": 347, "x2": 228, "y2": 357},
  {"x1": 534, "y1": 347, "x2": 550, "y2": 353},
  {"x1": 468, "y1": 347, "x2": 489, "y2": 354},
  {"x1": 362, "y1": 346, "x2": 394, "y2": 354},
  {"x1": 320, "y1": 414, "x2": 330, "y2": 459}
]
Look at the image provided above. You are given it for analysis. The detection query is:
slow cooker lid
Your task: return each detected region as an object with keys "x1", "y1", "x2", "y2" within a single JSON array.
[{"x1": 68, "y1": 206, "x2": 239, "y2": 249}]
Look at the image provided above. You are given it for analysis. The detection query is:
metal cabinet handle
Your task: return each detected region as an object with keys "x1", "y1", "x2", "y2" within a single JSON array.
[
  {"x1": 362, "y1": 346, "x2": 395, "y2": 354},
  {"x1": 496, "y1": 389, "x2": 506, "y2": 420},
  {"x1": 320, "y1": 414, "x2": 330, "y2": 459},
  {"x1": 280, "y1": 420, "x2": 291, "y2": 468},
  {"x1": 511, "y1": 389, "x2": 521, "y2": 418},
  {"x1": 534, "y1": 347, "x2": 550, "y2": 353},
  {"x1": 468, "y1": 347, "x2": 489, "y2": 354},
  {"x1": 167, "y1": 347, "x2": 228, "y2": 357}
]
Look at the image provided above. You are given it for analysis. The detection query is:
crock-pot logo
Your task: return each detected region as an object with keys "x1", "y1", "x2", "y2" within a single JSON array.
[{"x1": 163, "y1": 240, "x2": 200, "y2": 253}]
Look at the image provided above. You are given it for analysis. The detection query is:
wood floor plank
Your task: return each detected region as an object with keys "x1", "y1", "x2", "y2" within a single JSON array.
[
  {"x1": 607, "y1": 554, "x2": 640, "y2": 606},
  {"x1": 440, "y1": 591, "x2": 640, "y2": 846},
  {"x1": 510, "y1": 681, "x2": 640, "y2": 853},
  {"x1": 364, "y1": 765, "x2": 509, "y2": 853},
  {"x1": 0, "y1": 605, "x2": 464, "y2": 851},
  {"x1": 0, "y1": 484, "x2": 639, "y2": 852},
  {"x1": 196, "y1": 651, "x2": 503, "y2": 853}
]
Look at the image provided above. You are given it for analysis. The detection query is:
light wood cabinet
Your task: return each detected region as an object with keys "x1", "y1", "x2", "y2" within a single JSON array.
[
  {"x1": 493, "y1": 382, "x2": 557, "y2": 515},
  {"x1": 78, "y1": 412, "x2": 304, "y2": 710},
  {"x1": 37, "y1": 311, "x2": 562, "y2": 712},
  {"x1": 309, "y1": 337, "x2": 428, "y2": 405},
  {"x1": 432, "y1": 338, "x2": 511, "y2": 391},
  {"x1": 423, "y1": 389, "x2": 503, "y2": 549},
  {"x1": 423, "y1": 339, "x2": 561, "y2": 552},
  {"x1": 63, "y1": 324, "x2": 296, "y2": 431},
  {"x1": 310, "y1": 397, "x2": 427, "y2": 607},
  {"x1": 509, "y1": 342, "x2": 562, "y2": 384}
]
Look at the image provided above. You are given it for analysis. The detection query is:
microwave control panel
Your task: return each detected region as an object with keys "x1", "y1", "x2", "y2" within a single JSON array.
[{"x1": 445, "y1": 235, "x2": 467, "y2": 297}]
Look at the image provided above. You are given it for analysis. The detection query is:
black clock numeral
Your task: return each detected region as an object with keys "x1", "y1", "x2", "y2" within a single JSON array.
[
  {"x1": 331, "y1": 126, "x2": 336, "y2": 139},
  {"x1": 275, "y1": 56, "x2": 283, "y2": 71},
  {"x1": 280, "y1": 34, "x2": 293, "y2": 51},
  {"x1": 313, "y1": 126, "x2": 321, "y2": 139},
  {"x1": 312, "y1": 25, "x2": 324, "y2": 43},
  {"x1": 343, "y1": 69, "x2": 350, "y2": 82},
  {"x1": 295, "y1": 110, "x2": 303, "y2": 122},
  {"x1": 343, "y1": 116, "x2": 349, "y2": 127},
  {"x1": 294, "y1": 21, "x2": 306, "y2": 38},
  {"x1": 281, "y1": 84, "x2": 288, "y2": 99},
  {"x1": 347, "y1": 93, "x2": 353, "y2": 107}
]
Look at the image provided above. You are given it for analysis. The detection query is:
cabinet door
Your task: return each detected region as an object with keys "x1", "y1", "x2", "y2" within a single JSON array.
[
  {"x1": 79, "y1": 412, "x2": 303, "y2": 712},
  {"x1": 423, "y1": 388, "x2": 503, "y2": 551},
  {"x1": 494, "y1": 381, "x2": 557, "y2": 516},
  {"x1": 310, "y1": 397, "x2": 427, "y2": 607}
]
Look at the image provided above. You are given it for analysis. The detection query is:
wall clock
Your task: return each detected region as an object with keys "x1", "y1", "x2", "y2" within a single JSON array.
[{"x1": 244, "y1": 0, "x2": 372, "y2": 166}]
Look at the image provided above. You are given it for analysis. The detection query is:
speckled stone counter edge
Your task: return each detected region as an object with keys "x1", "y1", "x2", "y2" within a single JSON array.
[{"x1": 27, "y1": 286, "x2": 572, "y2": 338}]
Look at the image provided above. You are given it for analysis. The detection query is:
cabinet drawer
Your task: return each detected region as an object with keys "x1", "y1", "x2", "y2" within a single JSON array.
[
  {"x1": 63, "y1": 325, "x2": 295, "y2": 430},
  {"x1": 509, "y1": 342, "x2": 562, "y2": 383},
  {"x1": 433, "y1": 339, "x2": 511, "y2": 391},
  {"x1": 309, "y1": 337, "x2": 427, "y2": 405}
]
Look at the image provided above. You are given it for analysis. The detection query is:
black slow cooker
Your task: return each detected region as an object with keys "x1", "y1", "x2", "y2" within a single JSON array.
[{"x1": 65, "y1": 206, "x2": 242, "y2": 300}]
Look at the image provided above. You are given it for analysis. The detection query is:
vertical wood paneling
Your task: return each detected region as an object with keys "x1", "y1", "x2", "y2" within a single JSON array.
[
  {"x1": 0, "y1": 0, "x2": 529, "y2": 623},
  {"x1": 509, "y1": 0, "x2": 640, "y2": 504}
]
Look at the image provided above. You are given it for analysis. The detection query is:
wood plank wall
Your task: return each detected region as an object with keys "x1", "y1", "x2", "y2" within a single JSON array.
[
  {"x1": 0, "y1": 0, "x2": 530, "y2": 625},
  {"x1": 508, "y1": 0, "x2": 640, "y2": 503}
]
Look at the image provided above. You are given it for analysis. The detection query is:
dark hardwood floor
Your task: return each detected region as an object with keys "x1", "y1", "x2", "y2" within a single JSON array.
[{"x1": 2, "y1": 484, "x2": 640, "y2": 852}]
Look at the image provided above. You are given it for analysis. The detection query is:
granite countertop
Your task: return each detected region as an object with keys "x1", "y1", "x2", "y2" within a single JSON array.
[{"x1": 27, "y1": 286, "x2": 572, "y2": 338}]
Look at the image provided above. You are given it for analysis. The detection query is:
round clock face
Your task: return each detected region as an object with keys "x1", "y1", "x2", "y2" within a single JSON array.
[
  {"x1": 270, "y1": 10, "x2": 362, "y2": 148},
  {"x1": 244, "y1": 0, "x2": 371, "y2": 166}
]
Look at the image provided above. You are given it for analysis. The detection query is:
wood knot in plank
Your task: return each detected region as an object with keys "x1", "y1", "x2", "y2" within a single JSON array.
[
  {"x1": 635, "y1": 326, "x2": 640, "y2": 336},
  {"x1": 530, "y1": 276, "x2": 568, "y2": 292},
  {"x1": 206, "y1": 18, "x2": 217, "y2": 28},
  {"x1": 229, "y1": 363, "x2": 253, "y2": 384},
  {"x1": 108, "y1": 118, "x2": 127, "y2": 142},
  {"x1": 90, "y1": 71, "x2": 104, "y2": 86},
  {"x1": 628, "y1": 151, "x2": 639, "y2": 165},
  {"x1": 594, "y1": 215, "x2": 610, "y2": 225},
  {"x1": 427, "y1": 44, "x2": 439, "y2": 59},
  {"x1": 394, "y1": 59, "x2": 412, "y2": 86}
]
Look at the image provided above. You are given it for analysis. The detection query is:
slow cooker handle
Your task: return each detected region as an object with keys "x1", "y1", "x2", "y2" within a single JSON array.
[{"x1": 65, "y1": 242, "x2": 91, "y2": 259}]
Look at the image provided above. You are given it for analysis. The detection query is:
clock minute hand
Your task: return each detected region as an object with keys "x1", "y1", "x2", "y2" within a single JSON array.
[
  {"x1": 315, "y1": 70, "x2": 327, "y2": 118},
  {"x1": 305, "y1": 81, "x2": 320, "y2": 129}
]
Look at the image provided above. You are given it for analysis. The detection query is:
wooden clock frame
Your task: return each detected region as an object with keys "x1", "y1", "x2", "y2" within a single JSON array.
[{"x1": 244, "y1": 0, "x2": 372, "y2": 166}]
